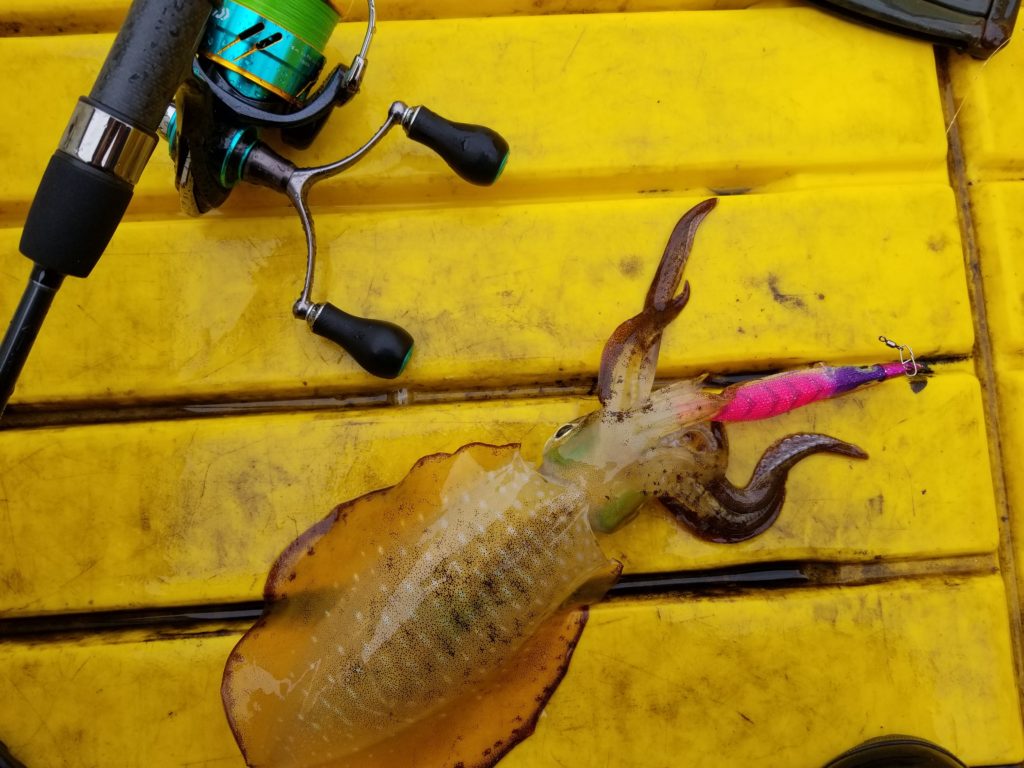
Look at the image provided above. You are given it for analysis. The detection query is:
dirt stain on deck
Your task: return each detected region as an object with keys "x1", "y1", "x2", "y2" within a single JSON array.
[
  {"x1": 619, "y1": 255, "x2": 643, "y2": 278},
  {"x1": 766, "y1": 274, "x2": 807, "y2": 311}
]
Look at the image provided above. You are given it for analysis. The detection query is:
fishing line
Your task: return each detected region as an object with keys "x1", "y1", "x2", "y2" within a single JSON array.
[
  {"x1": 944, "y1": 36, "x2": 1009, "y2": 136},
  {"x1": 240, "y1": 0, "x2": 340, "y2": 50}
]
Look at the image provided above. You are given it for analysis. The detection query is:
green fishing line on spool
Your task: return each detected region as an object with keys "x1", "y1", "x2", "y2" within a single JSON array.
[
  {"x1": 202, "y1": 0, "x2": 340, "y2": 103},
  {"x1": 240, "y1": 0, "x2": 340, "y2": 51}
]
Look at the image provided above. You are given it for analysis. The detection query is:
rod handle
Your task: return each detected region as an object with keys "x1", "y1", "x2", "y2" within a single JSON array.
[{"x1": 20, "y1": 0, "x2": 213, "y2": 278}]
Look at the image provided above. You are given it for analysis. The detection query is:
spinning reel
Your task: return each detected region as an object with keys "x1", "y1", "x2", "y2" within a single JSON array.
[
  {"x1": 165, "y1": 0, "x2": 509, "y2": 378},
  {"x1": 0, "y1": 0, "x2": 507, "y2": 418}
]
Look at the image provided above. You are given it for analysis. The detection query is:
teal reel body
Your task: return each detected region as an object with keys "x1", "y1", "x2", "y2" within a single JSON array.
[{"x1": 191, "y1": 0, "x2": 365, "y2": 151}]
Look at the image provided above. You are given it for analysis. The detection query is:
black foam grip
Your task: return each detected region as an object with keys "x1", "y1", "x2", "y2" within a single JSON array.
[
  {"x1": 19, "y1": 153, "x2": 133, "y2": 278},
  {"x1": 91, "y1": 0, "x2": 212, "y2": 130},
  {"x1": 310, "y1": 303, "x2": 414, "y2": 379},
  {"x1": 19, "y1": 0, "x2": 211, "y2": 279},
  {"x1": 406, "y1": 107, "x2": 510, "y2": 186}
]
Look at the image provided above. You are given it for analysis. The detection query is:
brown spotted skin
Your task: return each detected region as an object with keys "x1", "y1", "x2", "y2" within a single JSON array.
[{"x1": 223, "y1": 444, "x2": 617, "y2": 768}]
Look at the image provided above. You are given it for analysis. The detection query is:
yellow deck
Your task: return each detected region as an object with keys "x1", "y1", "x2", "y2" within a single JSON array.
[{"x1": 0, "y1": 1, "x2": 1023, "y2": 766}]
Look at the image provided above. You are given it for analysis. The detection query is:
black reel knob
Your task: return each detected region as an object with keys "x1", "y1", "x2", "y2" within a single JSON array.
[
  {"x1": 405, "y1": 107, "x2": 510, "y2": 186},
  {"x1": 307, "y1": 303, "x2": 414, "y2": 380}
]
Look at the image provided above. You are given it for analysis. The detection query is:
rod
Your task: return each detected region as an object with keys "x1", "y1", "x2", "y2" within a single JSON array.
[{"x1": 0, "y1": 266, "x2": 64, "y2": 416}]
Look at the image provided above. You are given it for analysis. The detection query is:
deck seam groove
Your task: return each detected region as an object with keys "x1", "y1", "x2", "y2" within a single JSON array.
[
  {"x1": 936, "y1": 46, "x2": 1024, "y2": 733},
  {"x1": 0, "y1": 358, "x2": 970, "y2": 430},
  {"x1": 0, "y1": 170, "x2": 962, "y2": 231},
  {"x1": 0, "y1": 554, "x2": 1000, "y2": 641}
]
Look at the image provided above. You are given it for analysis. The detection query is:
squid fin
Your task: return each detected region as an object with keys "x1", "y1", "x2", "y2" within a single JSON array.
[{"x1": 223, "y1": 444, "x2": 526, "y2": 767}]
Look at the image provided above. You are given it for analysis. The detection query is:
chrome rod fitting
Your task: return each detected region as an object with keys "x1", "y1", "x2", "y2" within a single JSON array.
[{"x1": 58, "y1": 99, "x2": 158, "y2": 185}]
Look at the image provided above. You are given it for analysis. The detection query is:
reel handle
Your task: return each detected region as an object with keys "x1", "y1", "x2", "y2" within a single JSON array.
[
  {"x1": 405, "y1": 107, "x2": 510, "y2": 186},
  {"x1": 306, "y1": 303, "x2": 414, "y2": 380},
  {"x1": 236, "y1": 100, "x2": 512, "y2": 381}
]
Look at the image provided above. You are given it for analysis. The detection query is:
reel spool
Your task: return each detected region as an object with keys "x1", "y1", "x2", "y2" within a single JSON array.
[
  {"x1": 164, "y1": 0, "x2": 510, "y2": 379},
  {"x1": 201, "y1": 0, "x2": 339, "y2": 108}
]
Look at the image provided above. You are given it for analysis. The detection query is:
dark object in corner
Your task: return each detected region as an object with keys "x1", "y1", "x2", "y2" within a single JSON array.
[
  {"x1": 824, "y1": 735, "x2": 968, "y2": 768},
  {"x1": 0, "y1": 740, "x2": 27, "y2": 768},
  {"x1": 811, "y1": 0, "x2": 1020, "y2": 58}
]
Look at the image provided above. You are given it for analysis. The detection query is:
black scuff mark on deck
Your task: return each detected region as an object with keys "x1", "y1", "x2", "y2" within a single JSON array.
[{"x1": 766, "y1": 274, "x2": 808, "y2": 311}]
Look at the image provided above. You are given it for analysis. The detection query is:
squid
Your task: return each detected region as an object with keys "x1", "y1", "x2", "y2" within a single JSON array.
[{"x1": 222, "y1": 198, "x2": 913, "y2": 768}]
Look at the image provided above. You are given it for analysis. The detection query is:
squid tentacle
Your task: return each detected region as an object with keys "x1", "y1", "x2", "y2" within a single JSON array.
[
  {"x1": 598, "y1": 198, "x2": 717, "y2": 409},
  {"x1": 660, "y1": 427, "x2": 867, "y2": 543},
  {"x1": 598, "y1": 286, "x2": 689, "y2": 410},
  {"x1": 645, "y1": 198, "x2": 717, "y2": 311}
]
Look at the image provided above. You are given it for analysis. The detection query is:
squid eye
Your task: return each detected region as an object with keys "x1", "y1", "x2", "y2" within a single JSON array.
[{"x1": 554, "y1": 423, "x2": 575, "y2": 439}]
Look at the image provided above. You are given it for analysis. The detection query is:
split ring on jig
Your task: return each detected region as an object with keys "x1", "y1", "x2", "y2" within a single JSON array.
[{"x1": 878, "y1": 335, "x2": 919, "y2": 377}]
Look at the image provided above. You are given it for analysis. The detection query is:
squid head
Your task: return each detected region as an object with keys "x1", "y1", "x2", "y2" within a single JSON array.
[{"x1": 539, "y1": 198, "x2": 878, "y2": 542}]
